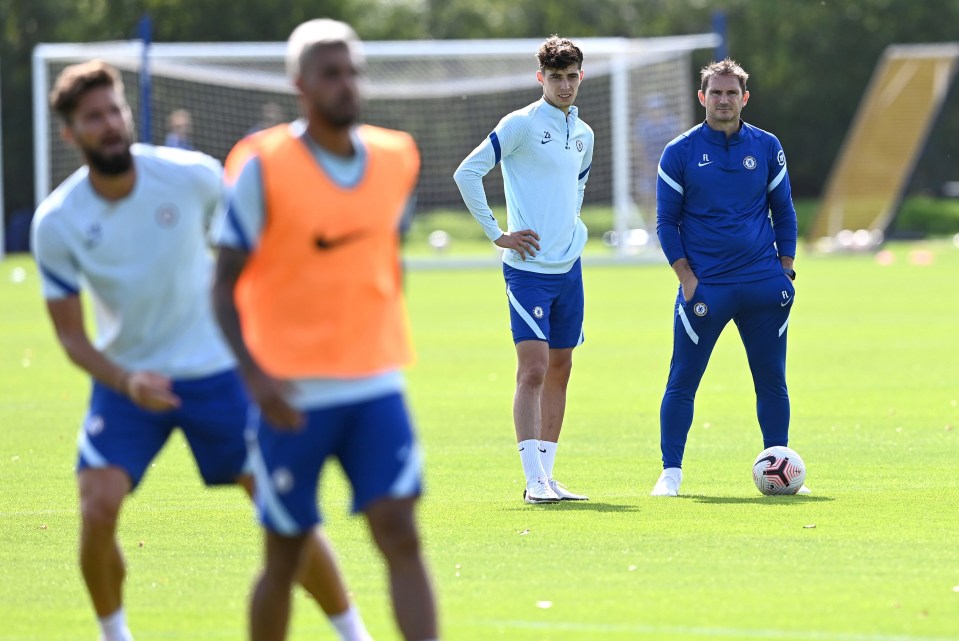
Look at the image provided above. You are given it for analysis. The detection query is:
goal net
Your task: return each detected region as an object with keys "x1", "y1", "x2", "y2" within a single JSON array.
[{"x1": 34, "y1": 35, "x2": 718, "y2": 257}]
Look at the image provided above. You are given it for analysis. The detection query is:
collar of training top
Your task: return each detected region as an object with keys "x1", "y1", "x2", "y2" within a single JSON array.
[
  {"x1": 538, "y1": 97, "x2": 579, "y2": 122},
  {"x1": 699, "y1": 119, "x2": 749, "y2": 146}
]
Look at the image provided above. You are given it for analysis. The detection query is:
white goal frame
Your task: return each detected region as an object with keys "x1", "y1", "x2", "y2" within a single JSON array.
[{"x1": 33, "y1": 34, "x2": 720, "y2": 256}]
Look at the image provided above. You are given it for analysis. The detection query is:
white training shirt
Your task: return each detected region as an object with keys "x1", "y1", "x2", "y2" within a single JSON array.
[
  {"x1": 453, "y1": 97, "x2": 594, "y2": 274},
  {"x1": 212, "y1": 120, "x2": 405, "y2": 411},
  {"x1": 32, "y1": 144, "x2": 235, "y2": 379}
]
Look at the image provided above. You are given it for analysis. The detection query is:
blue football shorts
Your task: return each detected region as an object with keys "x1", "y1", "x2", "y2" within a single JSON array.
[
  {"x1": 247, "y1": 391, "x2": 422, "y2": 535},
  {"x1": 77, "y1": 368, "x2": 250, "y2": 489},
  {"x1": 503, "y1": 258, "x2": 585, "y2": 349}
]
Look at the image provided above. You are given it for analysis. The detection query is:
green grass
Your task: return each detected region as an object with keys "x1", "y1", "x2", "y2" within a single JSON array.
[{"x1": 1, "y1": 240, "x2": 958, "y2": 640}]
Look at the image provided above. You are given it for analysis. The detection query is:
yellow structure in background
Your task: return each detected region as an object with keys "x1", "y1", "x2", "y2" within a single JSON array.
[{"x1": 810, "y1": 43, "x2": 959, "y2": 244}]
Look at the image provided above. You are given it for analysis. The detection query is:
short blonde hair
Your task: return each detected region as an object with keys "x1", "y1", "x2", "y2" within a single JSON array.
[{"x1": 285, "y1": 18, "x2": 363, "y2": 80}]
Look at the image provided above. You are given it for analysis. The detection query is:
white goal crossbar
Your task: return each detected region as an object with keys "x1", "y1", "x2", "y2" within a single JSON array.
[{"x1": 33, "y1": 34, "x2": 720, "y2": 256}]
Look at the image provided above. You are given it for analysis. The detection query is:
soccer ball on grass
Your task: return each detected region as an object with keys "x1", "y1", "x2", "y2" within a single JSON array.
[{"x1": 752, "y1": 446, "x2": 806, "y2": 495}]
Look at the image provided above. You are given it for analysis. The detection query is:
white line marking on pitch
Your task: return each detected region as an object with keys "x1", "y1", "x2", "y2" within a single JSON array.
[{"x1": 470, "y1": 620, "x2": 958, "y2": 641}]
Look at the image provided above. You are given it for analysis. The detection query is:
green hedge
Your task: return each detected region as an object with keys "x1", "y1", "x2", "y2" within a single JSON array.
[
  {"x1": 892, "y1": 197, "x2": 959, "y2": 235},
  {"x1": 795, "y1": 197, "x2": 959, "y2": 237}
]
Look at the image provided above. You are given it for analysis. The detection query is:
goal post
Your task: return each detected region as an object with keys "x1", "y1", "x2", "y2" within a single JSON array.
[{"x1": 33, "y1": 34, "x2": 719, "y2": 256}]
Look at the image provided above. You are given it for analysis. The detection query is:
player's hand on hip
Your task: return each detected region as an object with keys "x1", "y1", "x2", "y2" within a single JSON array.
[
  {"x1": 124, "y1": 371, "x2": 181, "y2": 412},
  {"x1": 681, "y1": 274, "x2": 700, "y2": 302},
  {"x1": 245, "y1": 369, "x2": 304, "y2": 431},
  {"x1": 494, "y1": 229, "x2": 540, "y2": 260}
]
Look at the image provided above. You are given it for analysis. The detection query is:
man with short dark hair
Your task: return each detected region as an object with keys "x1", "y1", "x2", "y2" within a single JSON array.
[
  {"x1": 652, "y1": 58, "x2": 807, "y2": 497},
  {"x1": 33, "y1": 59, "x2": 371, "y2": 641},
  {"x1": 454, "y1": 36, "x2": 594, "y2": 504}
]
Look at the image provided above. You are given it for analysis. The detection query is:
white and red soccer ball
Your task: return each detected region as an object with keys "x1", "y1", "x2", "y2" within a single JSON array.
[{"x1": 752, "y1": 446, "x2": 806, "y2": 495}]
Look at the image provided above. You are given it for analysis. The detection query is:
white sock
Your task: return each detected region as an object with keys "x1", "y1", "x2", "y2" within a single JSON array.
[
  {"x1": 329, "y1": 605, "x2": 373, "y2": 641},
  {"x1": 518, "y1": 439, "x2": 547, "y2": 483},
  {"x1": 99, "y1": 607, "x2": 133, "y2": 641},
  {"x1": 538, "y1": 440, "x2": 558, "y2": 478}
]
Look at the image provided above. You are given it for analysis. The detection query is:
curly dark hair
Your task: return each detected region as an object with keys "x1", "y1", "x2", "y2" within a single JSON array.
[
  {"x1": 700, "y1": 58, "x2": 749, "y2": 93},
  {"x1": 536, "y1": 36, "x2": 584, "y2": 71},
  {"x1": 50, "y1": 60, "x2": 124, "y2": 123}
]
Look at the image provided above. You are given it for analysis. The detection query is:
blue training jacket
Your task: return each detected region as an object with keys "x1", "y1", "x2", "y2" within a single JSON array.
[{"x1": 656, "y1": 120, "x2": 798, "y2": 284}]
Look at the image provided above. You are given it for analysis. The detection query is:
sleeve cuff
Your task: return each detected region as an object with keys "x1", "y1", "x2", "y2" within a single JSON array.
[
  {"x1": 484, "y1": 226, "x2": 504, "y2": 242},
  {"x1": 776, "y1": 240, "x2": 797, "y2": 259},
  {"x1": 665, "y1": 251, "x2": 686, "y2": 267}
]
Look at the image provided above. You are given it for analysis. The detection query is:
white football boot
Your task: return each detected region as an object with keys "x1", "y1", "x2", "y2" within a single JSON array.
[
  {"x1": 651, "y1": 467, "x2": 683, "y2": 497},
  {"x1": 524, "y1": 477, "x2": 561, "y2": 504},
  {"x1": 548, "y1": 479, "x2": 589, "y2": 501},
  {"x1": 796, "y1": 485, "x2": 812, "y2": 495}
]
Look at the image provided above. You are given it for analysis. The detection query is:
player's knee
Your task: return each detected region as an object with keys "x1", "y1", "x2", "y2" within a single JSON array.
[
  {"x1": 78, "y1": 470, "x2": 128, "y2": 533},
  {"x1": 378, "y1": 524, "x2": 421, "y2": 562},
  {"x1": 549, "y1": 354, "x2": 573, "y2": 381},
  {"x1": 753, "y1": 376, "x2": 787, "y2": 397},
  {"x1": 264, "y1": 532, "x2": 310, "y2": 581},
  {"x1": 667, "y1": 364, "x2": 707, "y2": 391},
  {"x1": 80, "y1": 494, "x2": 122, "y2": 533},
  {"x1": 516, "y1": 361, "x2": 548, "y2": 388},
  {"x1": 369, "y1": 503, "x2": 421, "y2": 561}
]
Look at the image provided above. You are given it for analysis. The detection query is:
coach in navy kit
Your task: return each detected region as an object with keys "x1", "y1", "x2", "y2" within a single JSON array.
[{"x1": 650, "y1": 58, "x2": 806, "y2": 497}]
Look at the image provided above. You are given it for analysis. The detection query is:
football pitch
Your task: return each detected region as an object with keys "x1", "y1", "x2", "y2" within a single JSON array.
[{"x1": 1, "y1": 241, "x2": 957, "y2": 641}]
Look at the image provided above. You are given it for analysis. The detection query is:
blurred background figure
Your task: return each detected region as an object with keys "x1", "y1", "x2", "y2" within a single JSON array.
[
  {"x1": 633, "y1": 93, "x2": 681, "y2": 230},
  {"x1": 246, "y1": 101, "x2": 286, "y2": 135},
  {"x1": 164, "y1": 108, "x2": 194, "y2": 149}
]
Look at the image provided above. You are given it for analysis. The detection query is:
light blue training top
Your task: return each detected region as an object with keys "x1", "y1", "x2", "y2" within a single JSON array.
[
  {"x1": 32, "y1": 144, "x2": 235, "y2": 379},
  {"x1": 454, "y1": 97, "x2": 594, "y2": 274}
]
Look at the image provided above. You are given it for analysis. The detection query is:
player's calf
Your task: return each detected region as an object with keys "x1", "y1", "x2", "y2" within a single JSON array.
[
  {"x1": 366, "y1": 498, "x2": 438, "y2": 641},
  {"x1": 251, "y1": 532, "x2": 309, "y2": 641},
  {"x1": 77, "y1": 468, "x2": 133, "y2": 640},
  {"x1": 78, "y1": 468, "x2": 129, "y2": 607}
]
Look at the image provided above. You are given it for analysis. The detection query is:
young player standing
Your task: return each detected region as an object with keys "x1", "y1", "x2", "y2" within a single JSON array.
[
  {"x1": 453, "y1": 36, "x2": 594, "y2": 504},
  {"x1": 211, "y1": 20, "x2": 439, "y2": 641},
  {"x1": 652, "y1": 58, "x2": 808, "y2": 497},
  {"x1": 32, "y1": 61, "x2": 372, "y2": 641}
]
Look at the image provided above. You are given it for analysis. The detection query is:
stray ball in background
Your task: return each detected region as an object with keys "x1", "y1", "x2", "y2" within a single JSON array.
[{"x1": 428, "y1": 229, "x2": 451, "y2": 253}]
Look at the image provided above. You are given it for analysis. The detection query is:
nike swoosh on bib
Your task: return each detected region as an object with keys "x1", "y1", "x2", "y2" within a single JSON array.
[{"x1": 314, "y1": 231, "x2": 367, "y2": 250}]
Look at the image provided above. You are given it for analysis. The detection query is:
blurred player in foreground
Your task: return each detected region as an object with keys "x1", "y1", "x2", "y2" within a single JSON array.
[
  {"x1": 32, "y1": 61, "x2": 371, "y2": 641},
  {"x1": 211, "y1": 19, "x2": 439, "y2": 641}
]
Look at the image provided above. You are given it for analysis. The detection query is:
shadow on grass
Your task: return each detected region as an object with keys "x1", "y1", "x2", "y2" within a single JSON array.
[
  {"x1": 504, "y1": 501, "x2": 641, "y2": 513},
  {"x1": 680, "y1": 494, "x2": 834, "y2": 505}
]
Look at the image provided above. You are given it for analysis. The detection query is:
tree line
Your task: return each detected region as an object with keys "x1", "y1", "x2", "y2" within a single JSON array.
[{"x1": 3, "y1": 0, "x2": 958, "y2": 223}]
